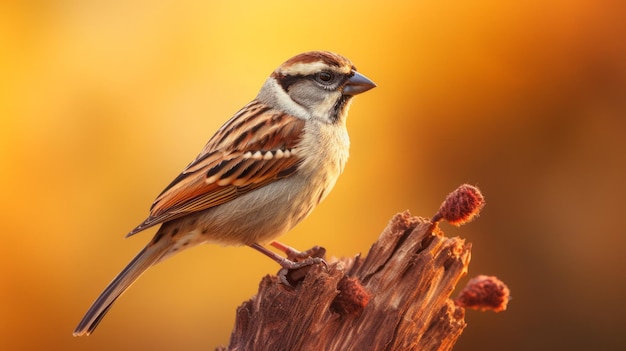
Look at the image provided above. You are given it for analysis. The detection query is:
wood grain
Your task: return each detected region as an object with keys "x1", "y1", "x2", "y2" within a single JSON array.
[{"x1": 217, "y1": 211, "x2": 473, "y2": 351}]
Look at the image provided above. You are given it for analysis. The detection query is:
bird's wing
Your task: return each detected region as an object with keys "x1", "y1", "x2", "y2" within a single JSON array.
[{"x1": 127, "y1": 101, "x2": 305, "y2": 237}]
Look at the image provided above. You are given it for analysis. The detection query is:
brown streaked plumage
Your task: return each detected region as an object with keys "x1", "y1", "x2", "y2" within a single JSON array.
[
  {"x1": 128, "y1": 104, "x2": 306, "y2": 236},
  {"x1": 73, "y1": 51, "x2": 375, "y2": 336}
]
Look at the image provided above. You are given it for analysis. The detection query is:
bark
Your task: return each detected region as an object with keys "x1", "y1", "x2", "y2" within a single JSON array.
[{"x1": 217, "y1": 211, "x2": 475, "y2": 351}]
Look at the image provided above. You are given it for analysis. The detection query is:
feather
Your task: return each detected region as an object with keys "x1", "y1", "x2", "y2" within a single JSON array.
[{"x1": 126, "y1": 102, "x2": 305, "y2": 237}]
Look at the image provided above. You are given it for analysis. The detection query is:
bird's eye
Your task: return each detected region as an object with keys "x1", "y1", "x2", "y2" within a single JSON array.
[{"x1": 316, "y1": 71, "x2": 335, "y2": 84}]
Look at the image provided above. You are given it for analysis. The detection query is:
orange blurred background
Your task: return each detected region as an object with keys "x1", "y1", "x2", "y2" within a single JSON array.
[{"x1": 1, "y1": 1, "x2": 625, "y2": 350}]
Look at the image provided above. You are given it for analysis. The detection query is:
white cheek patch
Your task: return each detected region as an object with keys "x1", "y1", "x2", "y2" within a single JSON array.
[
  {"x1": 267, "y1": 79, "x2": 310, "y2": 119},
  {"x1": 312, "y1": 94, "x2": 339, "y2": 119}
]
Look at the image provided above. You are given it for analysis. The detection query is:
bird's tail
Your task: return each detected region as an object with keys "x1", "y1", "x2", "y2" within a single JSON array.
[{"x1": 73, "y1": 239, "x2": 170, "y2": 336}]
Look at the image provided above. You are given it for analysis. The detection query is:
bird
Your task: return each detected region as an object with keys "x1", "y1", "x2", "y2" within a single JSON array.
[{"x1": 73, "y1": 51, "x2": 376, "y2": 336}]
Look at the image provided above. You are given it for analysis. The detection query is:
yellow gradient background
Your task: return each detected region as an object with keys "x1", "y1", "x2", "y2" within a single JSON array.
[{"x1": 1, "y1": 1, "x2": 625, "y2": 350}]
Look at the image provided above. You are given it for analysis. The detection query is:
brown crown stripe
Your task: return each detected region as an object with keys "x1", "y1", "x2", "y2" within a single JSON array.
[{"x1": 281, "y1": 51, "x2": 350, "y2": 68}]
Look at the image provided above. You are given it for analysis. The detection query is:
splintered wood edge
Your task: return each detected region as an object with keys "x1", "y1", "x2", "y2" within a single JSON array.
[{"x1": 218, "y1": 211, "x2": 472, "y2": 351}]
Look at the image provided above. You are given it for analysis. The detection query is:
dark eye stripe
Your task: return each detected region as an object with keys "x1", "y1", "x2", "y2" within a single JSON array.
[
  {"x1": 273, "y1": 73, "x2": 304, "y2": 92},
  {"x1": 274, "y1": 71, "x2": 351, "y2": 93}
]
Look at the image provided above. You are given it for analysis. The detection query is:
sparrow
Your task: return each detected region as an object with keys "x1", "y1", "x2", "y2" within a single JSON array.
[{"x1": 73, "y1": 51, "x2": 376, "y2": 336}]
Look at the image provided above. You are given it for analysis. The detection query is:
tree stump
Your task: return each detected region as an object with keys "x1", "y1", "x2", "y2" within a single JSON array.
[{"x1": 217, "y1": 185, "x2": 508, "y2": 351}]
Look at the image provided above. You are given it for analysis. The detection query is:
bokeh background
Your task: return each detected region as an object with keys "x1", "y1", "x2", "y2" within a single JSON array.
[{"x1": 1, "y1": 0, "x2": 625, "y2": 350}]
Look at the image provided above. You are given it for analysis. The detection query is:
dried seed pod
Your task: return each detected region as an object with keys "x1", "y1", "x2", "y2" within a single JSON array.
[
  {"x1": 432, "y1": 184, "x2": 485, "y2": 226},
  {"x1": 454, "y1": 275, "x2": 510, "y2": 312}
]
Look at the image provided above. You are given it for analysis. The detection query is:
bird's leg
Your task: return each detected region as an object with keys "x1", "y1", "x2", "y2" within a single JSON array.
[
  {"x1": 248, "y1": 243, "x2": 326, "y2": 269},
  {"x1": 248, "y1": 243, "x2": 327, "y2": 286},
  {"x1": 269, "y1": 241, "x2": 326, "y2": 262}
]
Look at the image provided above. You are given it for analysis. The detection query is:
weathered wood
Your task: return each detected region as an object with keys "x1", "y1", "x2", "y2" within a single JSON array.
[{"x1": 217, "y1": 211, "x2": 475, "y2": 351}]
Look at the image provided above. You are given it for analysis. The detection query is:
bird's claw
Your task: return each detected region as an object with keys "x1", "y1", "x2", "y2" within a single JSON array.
[{"x1": 278, "y1": 253, "x2": 327, "y2": 286}]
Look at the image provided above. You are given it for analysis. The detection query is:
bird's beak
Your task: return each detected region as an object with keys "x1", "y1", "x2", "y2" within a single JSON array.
[{"x1": 343, "y1": 71, "x2": 376, "y2": 96}]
